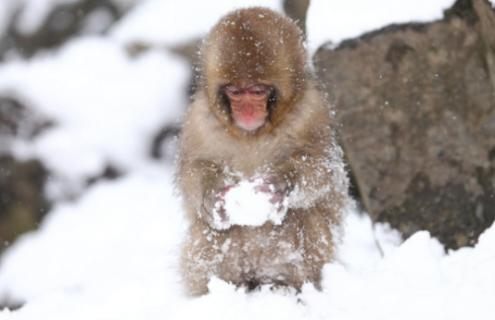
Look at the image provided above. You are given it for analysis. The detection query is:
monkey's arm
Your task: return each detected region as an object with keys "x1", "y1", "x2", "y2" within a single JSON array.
[
  {"x1": 178, "y1": 159, "x2": 237, "y2": 228},
  {"x1": 270, "y1": 147, "x2": 345, "y2": 209}
]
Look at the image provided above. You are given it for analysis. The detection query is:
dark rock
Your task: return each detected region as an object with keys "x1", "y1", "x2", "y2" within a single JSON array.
[
  {"x1": 0, "y1": 96, "x2": 52, "y2": 253},
  {"x1": 86, "y1": 164, "x2": 122, "y2": 186},
  {"x1": 0, "y1": 299, "x2": 23, "y2": 312},
  {"x1": 0, "y1": 96, "x2": 52, "y2": 141},
  {"x1": 283, "y1": 0, "x2": 309, "y2": 37},
  {"x1": 314, "y1": 0, "x2": 495, "y2": 249},
  {"x1": 0, "y1": 155, "x2": 50, "y2": 253},
  {"x1": 150, "y1": 125, "x2": 181, "y2": 161}
]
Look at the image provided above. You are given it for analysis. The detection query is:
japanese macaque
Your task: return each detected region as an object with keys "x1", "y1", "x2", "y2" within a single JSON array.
[{"x1": 177, "y1": 7, "x2": 350, "y2": 296}]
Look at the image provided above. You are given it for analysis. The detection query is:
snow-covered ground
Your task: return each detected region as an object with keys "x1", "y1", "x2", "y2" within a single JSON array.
[
  {"x1": 1, "y1": 173, "x2": 493, "y2": 320},
  {"x1": 1, "y1": 0, "x2": 494, "y2": 319}
]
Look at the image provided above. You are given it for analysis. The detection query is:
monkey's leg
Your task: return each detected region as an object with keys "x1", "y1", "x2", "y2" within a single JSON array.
[
  {"x1": 300, "y1": 205, "x2": 337, "y2": 290},
  {"x1": 180, "y1": 222, "x2": 222, "y2": 296}
]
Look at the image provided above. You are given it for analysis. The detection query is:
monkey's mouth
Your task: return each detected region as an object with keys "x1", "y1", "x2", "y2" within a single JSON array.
[{"x1": 233, "y1": 115, "x2": 266, "y2": 132}]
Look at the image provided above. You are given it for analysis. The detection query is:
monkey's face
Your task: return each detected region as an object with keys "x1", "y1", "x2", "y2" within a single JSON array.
[
  {"x1": 203, "y1": 7, "x2": 307, "y2": 136},
  {"x1": 220, "y1": 83, "x2": 275, "y2": 132}
]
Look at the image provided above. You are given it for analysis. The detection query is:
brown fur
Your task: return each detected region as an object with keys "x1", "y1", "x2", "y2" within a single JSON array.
[
  {"x1": 177, "y1": 7, "x2": 350, "y2": 296},
  {"x1": 202, "y1": 7, "x2": 307, "y2": 138}
]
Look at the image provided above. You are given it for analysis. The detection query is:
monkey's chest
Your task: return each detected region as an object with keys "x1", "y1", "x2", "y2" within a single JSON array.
[{"x1": 222, "y1": 143, "x2": 291, "y2": 176}]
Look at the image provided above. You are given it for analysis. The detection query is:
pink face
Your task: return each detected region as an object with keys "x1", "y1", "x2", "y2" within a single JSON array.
[{"x1": 223, "y1": 84, "x2": 273, "y2": 132}]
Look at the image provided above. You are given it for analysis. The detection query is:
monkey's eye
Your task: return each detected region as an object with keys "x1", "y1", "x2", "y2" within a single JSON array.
[
  {"x1": 223, "y1": 84, "x2": 272, "y2": 102},
  {"x1": 224, "y1": 85, "x2": 242, "y2": 99},
  {"x1": 246, "y1": 84, "x2": 272, "y2": 98}
]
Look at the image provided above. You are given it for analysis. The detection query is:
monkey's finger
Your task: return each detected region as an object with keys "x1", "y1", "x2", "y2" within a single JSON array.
[
  {"x1": 254, "y1": 184, "x2": 272, "y2": 193},
  {"x1": 269, "y1": 192, "x2": 285, "y2": 205}
]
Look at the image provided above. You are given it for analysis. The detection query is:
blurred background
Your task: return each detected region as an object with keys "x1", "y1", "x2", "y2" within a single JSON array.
[{"x1": 0, "y1": 0, "x2": 494, "y2": 315}]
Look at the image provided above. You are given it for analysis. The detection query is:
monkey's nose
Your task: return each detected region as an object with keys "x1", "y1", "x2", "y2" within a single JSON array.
[{"x1": 240, "y1": 102, "x2": 255, "y2": 116}]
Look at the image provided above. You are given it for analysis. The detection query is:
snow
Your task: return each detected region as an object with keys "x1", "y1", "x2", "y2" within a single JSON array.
[
  {"x1": 215, "y1": 178, "x2": 287, "y2": 229},
  {"x1": 0, "y1": 165, "x2": 183, "y2": 302},
  {"x1": 313, "y1": 223, "x2": 495, "y2": 320},
  {"x1": 111, "y1": 0, "x2": 282, "y2": 46},
  {"x1": 0, "y1": 0, "x2": 17, "y2": 36},
  {"x1": 0, "y1": 0, "x2": 137, "y2": 36},
  {"x1": 307, "y1": 0, "x2": 456, "y2": 53},
  {"x1": 1, "y1": 188, "x2": 494, "y2": 319},
  {"x1": 1, "y1": 0, "x2": 495, "y2": 319},
  {"x1": 0, "y1": 37, "x2": 189, "y2": 195}
]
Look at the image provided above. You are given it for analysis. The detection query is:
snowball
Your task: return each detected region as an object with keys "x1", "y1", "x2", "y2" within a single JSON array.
[{"x1": 213, "y1": 179, "x2": 288, "y2": 229}]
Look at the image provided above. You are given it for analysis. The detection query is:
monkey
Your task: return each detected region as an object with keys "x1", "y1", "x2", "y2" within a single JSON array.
[{"x1": 176, "y1": 7, "x2": 350, "y2": 296}]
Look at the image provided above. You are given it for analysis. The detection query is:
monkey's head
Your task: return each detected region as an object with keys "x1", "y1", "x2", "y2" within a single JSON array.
[{"x1": 201, "y1": 7, "x2": 308, "y2": 136}]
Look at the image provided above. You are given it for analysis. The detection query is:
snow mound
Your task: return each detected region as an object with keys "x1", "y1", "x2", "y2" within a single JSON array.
[{"x1": 0, "y1": 165, "x2": 185, "y2": 304}]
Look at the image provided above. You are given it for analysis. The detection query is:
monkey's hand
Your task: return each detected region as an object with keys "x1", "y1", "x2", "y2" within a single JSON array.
[
  {"x1": 202, "y1": 184, "x2": 236, "y2": 230},
  {"x1": 253, "y1": 174, "x2": 291, "y2": 214}
]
